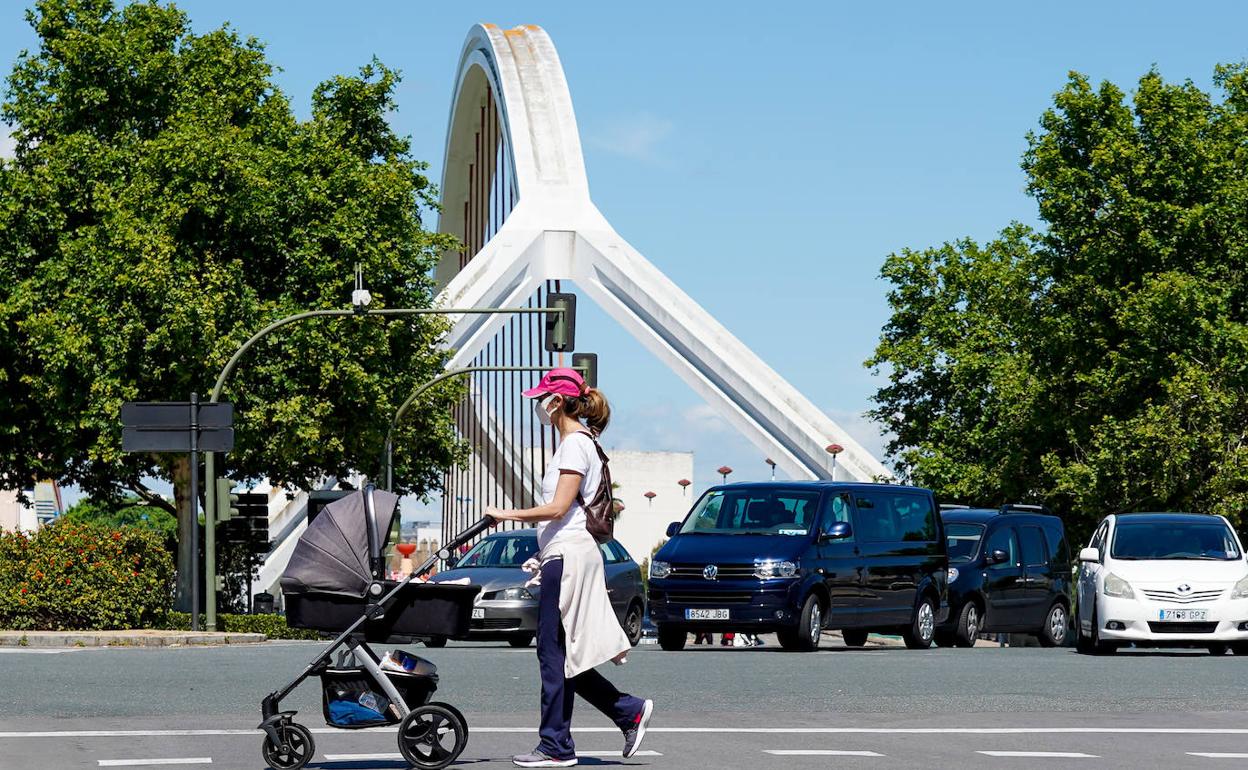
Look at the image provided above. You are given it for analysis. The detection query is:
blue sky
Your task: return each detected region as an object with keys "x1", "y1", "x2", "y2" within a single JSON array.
[{"x1": 4, "y1": 1, "x2": 1247, "y2": 510}]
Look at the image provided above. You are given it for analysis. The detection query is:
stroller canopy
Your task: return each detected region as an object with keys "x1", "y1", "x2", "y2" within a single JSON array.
[{"x1": 282, "y1": 487, "x2": 399, "y2": 598}]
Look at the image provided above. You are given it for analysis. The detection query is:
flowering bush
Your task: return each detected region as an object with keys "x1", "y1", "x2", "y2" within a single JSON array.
[
  {"x1": 0, "y1": 522, "x2": 174, "y2": 630},
  {"x1": 163, "y1": 612, "x2": 324, "y2": 640}
]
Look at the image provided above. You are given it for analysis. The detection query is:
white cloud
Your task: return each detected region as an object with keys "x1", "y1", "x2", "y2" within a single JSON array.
[
  {"x1": 589, "y1": 112, "x2": 673, "y2": 162},
  {"x1": 0, "y1": 130, "x2": 15, "y2": 160}
]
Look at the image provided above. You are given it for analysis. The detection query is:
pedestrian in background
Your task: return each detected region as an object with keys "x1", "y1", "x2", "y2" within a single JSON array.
[{"x1": 487, "y1": 368, "x2": 655, "y2": 768}]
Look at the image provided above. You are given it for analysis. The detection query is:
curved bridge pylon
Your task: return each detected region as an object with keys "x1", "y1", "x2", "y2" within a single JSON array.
[{"x1": 434, "y1": 24, "x2": 889, "y2": 528}]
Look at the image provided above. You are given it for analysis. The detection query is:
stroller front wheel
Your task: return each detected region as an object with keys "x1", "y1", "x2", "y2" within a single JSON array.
[
  {"x1": 260, "y1": 721, "x2": 314, "y2": 770},
  {"x1": 398, "y1": 703, "x2": 468, "y2": 770}
]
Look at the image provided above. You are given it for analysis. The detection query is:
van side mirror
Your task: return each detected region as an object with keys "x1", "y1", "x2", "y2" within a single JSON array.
[
  {"x1": 987, "y1": 549, "x2": 1009, "y2": 565},
  {"x1": 1079, "y1": 547, "x2": 1100, "y2": 563},
  {"x1": 821, "y1": 521, "x2": 852, "y2": 541},
  {"x1": 665, "y1": 522, "x2": 681, "y2": 538}
]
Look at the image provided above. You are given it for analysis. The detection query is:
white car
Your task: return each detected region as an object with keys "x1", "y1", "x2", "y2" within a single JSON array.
[{"x1": 1076, "y1": 513, "x2": 1248, "y2": 655}]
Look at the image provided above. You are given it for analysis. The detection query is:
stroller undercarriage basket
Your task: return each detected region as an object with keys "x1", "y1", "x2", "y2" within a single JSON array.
[
  {"x1": 321, "y1": 663, "x2": 438, "y2": 728},
  {"x1": 284, "y1": 581, "x2": 479, "y2": 642}
]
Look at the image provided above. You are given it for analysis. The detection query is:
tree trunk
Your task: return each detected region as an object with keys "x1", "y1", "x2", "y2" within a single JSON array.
[{"x1": 172, "y1": 456, "x2": 194, "y2": 612}]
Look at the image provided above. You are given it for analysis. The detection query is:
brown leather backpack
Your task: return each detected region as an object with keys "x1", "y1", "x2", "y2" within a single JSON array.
[{"x1": 574, "y1": 430, "x2": 616, "y2": 544}]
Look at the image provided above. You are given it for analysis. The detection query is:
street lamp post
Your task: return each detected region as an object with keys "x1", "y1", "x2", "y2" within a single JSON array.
[
  {"x1": 825, "y1": 443, "x2": 844, "y2": 479},
  {"x1": 765, "y1": 457, "x2": 776, "y2": 481},
  {"x1": 717, "y1": 465, "x2": 733, "y2": 485}
]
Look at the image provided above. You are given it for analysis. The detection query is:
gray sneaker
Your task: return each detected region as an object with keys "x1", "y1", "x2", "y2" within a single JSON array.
[
  {"x1": 622, "y1": 699, "x2": 654, "y2": 758},
  {"x1": 512, "y1": 749, "x2": 577, "y2": 768}
]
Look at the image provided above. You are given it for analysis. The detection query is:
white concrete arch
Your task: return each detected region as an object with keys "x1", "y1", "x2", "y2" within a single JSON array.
[{"x1": 435, "y1": 24, "x2": 890, "y2": 483}]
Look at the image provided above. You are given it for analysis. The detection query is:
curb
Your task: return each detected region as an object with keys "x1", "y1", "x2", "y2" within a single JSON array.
[{"x1": 0, "y1": 630, "x2": 267, "y2": 648}]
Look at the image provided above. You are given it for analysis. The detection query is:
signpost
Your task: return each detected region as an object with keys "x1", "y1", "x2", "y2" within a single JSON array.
[{"x1": 120, "y1": 394, "x2": 234, "y2": 632}]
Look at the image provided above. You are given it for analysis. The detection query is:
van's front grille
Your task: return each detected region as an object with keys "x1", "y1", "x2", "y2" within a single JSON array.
[
  {"x1": 669, "y1": 563, "x2": 756, "y2": 579},
  {"x1": 1141, "y1": 589, "x2": 1223, "y2": 604},
  {"x1": 665, "y1": 592, "x2": 754, "y2": 605},
  {"x1": 1146, "y1": 621, "x2": 1218, "y2": 634}
]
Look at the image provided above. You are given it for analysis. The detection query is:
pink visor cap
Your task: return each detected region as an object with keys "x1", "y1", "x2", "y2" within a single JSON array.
[{"x1": 522, "y1": 367, "x2": 586, "y2": 399}]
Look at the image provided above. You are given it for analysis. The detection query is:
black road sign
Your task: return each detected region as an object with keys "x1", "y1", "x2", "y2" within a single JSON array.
[
  {"x1": 121, "y1": 401, "x2": 234, "y2": 453},
  {"x1": 308, "y1": 489, "x2": 351, "y2": 525}
]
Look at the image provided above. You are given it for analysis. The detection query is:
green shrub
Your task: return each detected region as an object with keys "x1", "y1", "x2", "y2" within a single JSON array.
[
  {"x1": 0, "y1": 522, "x2": 174, "y2": 630},
  {"x1": 163, "y1": 611, "x2": 324, "y2": 640}
]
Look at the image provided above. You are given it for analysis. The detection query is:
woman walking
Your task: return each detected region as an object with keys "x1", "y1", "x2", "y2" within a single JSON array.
[{"x1": 486, "y1": 367, "x2": 654, "y2": 768}]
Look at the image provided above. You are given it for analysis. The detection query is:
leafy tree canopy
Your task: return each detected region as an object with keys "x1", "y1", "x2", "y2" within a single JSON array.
[
  {"x1": 0, "y1": 0, "x2": 463, "y2": 512},
  {"x1": 61, "y1": 495, "x2": 176, "y2": 542},
  {"x1": 867, "y1": 65, "x2": 1248, "y2": 540}
]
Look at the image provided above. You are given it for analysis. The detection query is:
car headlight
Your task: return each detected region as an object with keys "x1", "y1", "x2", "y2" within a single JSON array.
[
  {"x1": 500, "y1": 587, "x2": 533, "y2": 601},
  {"x1": 1103, "y1": 572, "x2": 1135, "y2": 599},
  {"x1": 947, "y1": 567, "x2": 959, "y2": 583},
  {"x1": 1231, "y1": 574, "x2": 1248, "y2": 600},
  {"x1": 649, "y1": 561, "x2": 671, "y2": 579},
  {"x1": 754, "y1": 560, "x2": 798, "y2": 579}
]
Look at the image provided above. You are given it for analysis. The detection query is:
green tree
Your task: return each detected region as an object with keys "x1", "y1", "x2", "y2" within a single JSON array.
[
  {"x1": 867, "y1": 65, "x2": 1248, "y2": 542},
  {"x1": 0, "y1": 0, "x2": 463, "y2": 607},
  {"x1": 61, "y1": 495, "x2": 177, "y2": 544}
]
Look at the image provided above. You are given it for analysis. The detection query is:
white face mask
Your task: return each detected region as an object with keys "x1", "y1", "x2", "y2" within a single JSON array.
[{"x1": 534, "y1": 395, "x2": 557, "y2": 426}]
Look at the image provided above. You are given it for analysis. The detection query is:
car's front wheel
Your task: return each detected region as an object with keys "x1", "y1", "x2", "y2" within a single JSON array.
[
  {"x1": 423, "y1": 636, "x2": 447, "y2": 649},
  {"x1": 623, "y1": 602, "x2": 644, "y2": 647},
  {"x1": 1076, "y1": 605, "x2": 1115, "y2": 655},
  {"x1": 657, "y1": 625, "x2": 687, "y2": 651},
  {"x1": 1037, "y1": 601, "x2": 1068, "y2": 647},
  {"x1": 507, "y1": 633, "x2": 534, "y2": 648},
  {"x1": 953, "y1": 601, "x2": 981, "y2": 648},
  {"x1": 902, "y1": 596, "x2": 936, "y2": 649}
]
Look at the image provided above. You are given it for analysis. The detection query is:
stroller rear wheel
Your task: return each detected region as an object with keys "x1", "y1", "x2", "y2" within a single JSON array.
[
  {"x1": 261, "y1": 721, "x2": 314, "y2": 770},
  {"x1": 398, "y1": 703, "x2": 468, "y2": 770}
]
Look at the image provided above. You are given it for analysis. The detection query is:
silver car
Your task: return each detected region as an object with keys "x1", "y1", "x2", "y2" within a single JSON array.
[{"x1": 427, "y1": 529, "x2": 646, "y2": 648}]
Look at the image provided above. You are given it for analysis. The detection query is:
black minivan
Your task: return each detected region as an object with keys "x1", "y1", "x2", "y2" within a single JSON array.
[
  {"x1": 647, "y1": 482, "x2": 948, "y2": 651},
  {"x1": 936, "y1": 505, "x2": 1072, "y2": 648}
]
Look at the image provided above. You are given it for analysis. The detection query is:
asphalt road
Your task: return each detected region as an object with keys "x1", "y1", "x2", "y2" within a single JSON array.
[{"x1": 2, "y1": 636, "x2": 1247, "y2": 769}]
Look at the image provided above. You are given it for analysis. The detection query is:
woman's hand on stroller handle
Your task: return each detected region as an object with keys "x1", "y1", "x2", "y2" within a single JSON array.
[{"x1": 483, "y1": 507, "x2": 503, "y2": 524}]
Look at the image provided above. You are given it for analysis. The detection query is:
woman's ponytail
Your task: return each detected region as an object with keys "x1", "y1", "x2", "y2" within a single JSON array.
[{"x1": 564, "y1": 387, "x2": 611, "y2": 436}]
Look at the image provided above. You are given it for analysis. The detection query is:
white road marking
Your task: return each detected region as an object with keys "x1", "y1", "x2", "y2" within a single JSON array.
[
  {"x1": 6, "y1": 726, "x2": 1248, "y2": 739},
  {"x1": 978, "y1": 751, "x2": 1098, "y2": 758},
  {"x1": 1189, "y1": 754, "x2": 1248, "y2": 759},
  {"x1": 578, "y1": 750, "x2": 662, "y2": 757},
  {"x1": 0, "y1": 648, "x2": 87, "y2": 654},
  {"x1": 766, "y1": 750, "x2": 884, "y2": 757},
  {"x1": 98, "y1": 760, "x2": 212, "y2": 767}
]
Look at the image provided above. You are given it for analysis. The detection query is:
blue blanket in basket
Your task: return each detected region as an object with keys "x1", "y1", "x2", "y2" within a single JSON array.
[{"x1": 329, "y1": 699, "x2": 385, "y2": 725}]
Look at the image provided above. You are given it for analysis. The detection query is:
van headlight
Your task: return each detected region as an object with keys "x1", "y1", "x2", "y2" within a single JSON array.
[
  {"x1": 1231, "y1": 574, "x2": 1248, "y2": 599},
  {"x1": 1103, "y1": 572, "x2": 1135, "y2": 599},
  {"x1": 947, "y1": 567, "x2": 960, "y2": 583},
  {"x1": 754, "y1": 560, "x2": 797, "y2": 579},
  {"x1": 649, "y1": 561, "x2": 671, "y2": 579}
]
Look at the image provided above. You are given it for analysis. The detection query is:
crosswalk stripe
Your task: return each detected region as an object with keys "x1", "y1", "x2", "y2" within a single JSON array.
[{"x1": 1188, "y1": 753, "x2": 1248, "y2": 759}]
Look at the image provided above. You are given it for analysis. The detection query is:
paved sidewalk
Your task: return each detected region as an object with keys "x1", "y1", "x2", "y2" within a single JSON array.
[{"x1": 0, "y1": 629, "x2": 265, "y2": 647}]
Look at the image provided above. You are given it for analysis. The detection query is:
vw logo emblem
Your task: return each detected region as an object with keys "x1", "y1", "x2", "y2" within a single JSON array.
[
  {"x1": 1177, "y1": 584, "x2": 1192, "y2": 594},
  {"x1": 703, "y1": 564, "x2": 718, "y2": 580}
]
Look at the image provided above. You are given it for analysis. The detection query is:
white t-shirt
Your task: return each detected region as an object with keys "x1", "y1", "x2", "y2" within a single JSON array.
[{"x1": 537, "y1": 431, "x2": 602, "y2": 552}]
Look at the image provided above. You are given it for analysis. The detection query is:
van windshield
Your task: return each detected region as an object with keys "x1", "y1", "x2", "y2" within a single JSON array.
[
  {"x1": 679, "y1": 489, "x2": 821, "y2": 536},
  {"x1": 1111, "y1": 520, "x2": 1241, "y2": 561},
  {"x1": 946, "y1": 523, "x2": 985, "y2": 563}
]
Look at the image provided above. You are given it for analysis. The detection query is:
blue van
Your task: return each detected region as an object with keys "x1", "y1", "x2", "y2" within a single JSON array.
[{"x1": 647, "y1": 482, "x2": 948, "y2": 651}]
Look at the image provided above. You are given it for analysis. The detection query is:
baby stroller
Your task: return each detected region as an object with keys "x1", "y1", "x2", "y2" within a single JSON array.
[{"x1": 258, "y1": 485, "x2": 493, "y2": 770}]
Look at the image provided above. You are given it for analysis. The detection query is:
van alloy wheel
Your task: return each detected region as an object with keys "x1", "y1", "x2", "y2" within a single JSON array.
[
  {"x1": 808, "y1": 604, "x2": 822, "y2": 647},
  {"x1": 903, "y1": 597, "x2": 936, "y2": 649}
]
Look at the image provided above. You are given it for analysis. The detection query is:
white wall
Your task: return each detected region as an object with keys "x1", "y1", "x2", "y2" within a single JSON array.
[{"x1": 606, "y1": 450, "x2": 695, "y2": 565}]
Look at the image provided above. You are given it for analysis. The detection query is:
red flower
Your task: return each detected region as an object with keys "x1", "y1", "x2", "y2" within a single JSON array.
[
  {"x1": 65, "y1": 578, "x2": 71, "y2": 585},
  {"x1": 19, "y1": 587, "x2": 25, "y2": 594}
]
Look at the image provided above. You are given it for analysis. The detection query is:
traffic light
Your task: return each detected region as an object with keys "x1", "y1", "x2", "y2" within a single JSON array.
[
  {"x1": 215, "y1": 478, "x2": 239, "y2": 523},
  {"x1": 236, "y1": 492, "x2": 268, "y2": 521},
  {"x1": 572, "y1": 353, "x2": 598, "y2": 389},
  {"x1": 308, "y1": 489, "x2": 351, "y2": 525},
  {"x1": 544, "y1": 292, "x2": 577, "y2": 353}
]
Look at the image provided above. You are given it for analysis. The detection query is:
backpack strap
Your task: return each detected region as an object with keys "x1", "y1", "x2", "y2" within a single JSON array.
[{"x1": 572, "y1": 430, "x2": 608, "y2": 507}]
